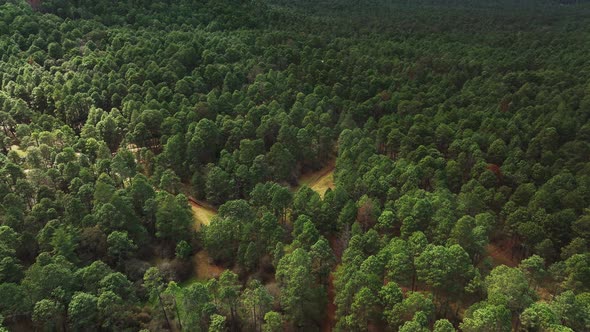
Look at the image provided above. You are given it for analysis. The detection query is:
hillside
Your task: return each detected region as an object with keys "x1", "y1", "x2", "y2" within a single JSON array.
[{"x1": 0, "y1": 0, "x2": 590, "y2": 331}]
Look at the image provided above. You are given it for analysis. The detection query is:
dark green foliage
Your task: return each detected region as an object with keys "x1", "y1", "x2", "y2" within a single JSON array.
[{"x1": 1, "y1": 0, "x2": 590, "y2": 331}]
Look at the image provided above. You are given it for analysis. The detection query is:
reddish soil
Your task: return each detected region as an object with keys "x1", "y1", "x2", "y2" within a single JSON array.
[
  {"x1": 192, "y1": 251, "x2": 225, "y2": 280},
  {"x1": 27, "y1": 0, "x2": 42, "y2": 9},
  {"x1": 321, "y1": 273, "x2": 337, "y2": 332},
  {"x1": 486, "y1": 240, "x2": 520, "y2": 267}
]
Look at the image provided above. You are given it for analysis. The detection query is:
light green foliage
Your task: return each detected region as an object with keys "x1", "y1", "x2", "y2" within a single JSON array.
[
  {"x1": 485, "y1": 265, "x2": 537, "y2": 314},
  {"x1": 460, "y1": 303, "x2": 511, "y2": 332},
  {"x1": 262, "y1": 311, "x2": 283, "y2": 332},
  {"x1": 208, "y1": 314, "x2": 227, "y2": 332},
  {"x1": 520, "y1": 302, "x2": 559, "y2": 331},
  {"x1": 180, "y1": 282, "x2": 214, "y2": 332},
  {"x1": 433, "y1": 319, "x2": 456, "y2": 332}
]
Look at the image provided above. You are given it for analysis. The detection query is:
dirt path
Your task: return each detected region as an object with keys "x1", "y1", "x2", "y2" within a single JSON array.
[{"x1": 186, "y1": 196, "x2": 225, "y2": 281}]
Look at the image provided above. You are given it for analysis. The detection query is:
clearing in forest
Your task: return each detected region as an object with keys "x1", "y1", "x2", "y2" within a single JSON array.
[
  {"x1": 188, "y1": 197, "x2": 217, "y2": 230},
  {"x1": 486, "y1": 242, "x2": 520, "y2": 267},
  {"x1": 192, "y1": 251, "x2": 225, "y2": 281},
  {"x1": 297, "y1": 160, "x2": 336, "y2": 197}
]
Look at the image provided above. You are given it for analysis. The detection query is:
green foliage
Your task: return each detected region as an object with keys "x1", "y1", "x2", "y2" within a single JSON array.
[
  {"x1": 208, "y1": 314, "x2": 227, "y2": 332},
  {"x1": 68, "y1": 292, "x2": 99, "y2": 331},
  {"x1": 33, "y1": 299, "x2": 64, "y2": 331},
  {"x1": 1, "y1": 0, "x2": 590, "y2": 330},
  {"x1": 460, "y1": 303, "x2": 511, "y2": 332},
  {"x1": 262, "y1": 311, "x2": 283, "y2": 332},
  {"x1": 415, "y1": 244, "x2": 473, "y2": 298},
  {"x1": 107, "y1": 231, "x2": 137, "y2": 264},
  {"x1": 485, "y1": 265, "x2": 537, "y2": 314},
  {"x1": 155, "y1": 192, "x2": 192, "y2": 243},
  {"x1": 433, "y1": 319, "x2": 456, "y2": 332},
  {"x1": 175, "y1": 240, "x2": 192, "y2": 260},
  {"x1": 276, "y1": 248, "x2": 325, "y2": 328}
]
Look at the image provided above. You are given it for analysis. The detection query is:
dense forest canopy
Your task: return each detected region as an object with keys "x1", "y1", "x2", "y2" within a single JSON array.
[{"x1": 1, "y1": 0, "x2": 590, "y2": 331}]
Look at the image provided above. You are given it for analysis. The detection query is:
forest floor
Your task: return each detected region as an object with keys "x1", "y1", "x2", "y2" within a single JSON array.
[
  {"x1": 486, "y1": 240, "x2": 520, "y2": 267},
  {"x1": 191, "y1": 251, "x2": 225, "y2": 281},
  {"x1": 296, "y1": 160, "x2": 335, "y2": 197},
  {"x1": 322, "y1": 273, "x2": 337, "y2": 332},
  {"x1": 186, "y1": 197, "x2": 224, "y2": 281},
  {"x1": 188, "y1": 197, "x2": 217, "y2": 231}
]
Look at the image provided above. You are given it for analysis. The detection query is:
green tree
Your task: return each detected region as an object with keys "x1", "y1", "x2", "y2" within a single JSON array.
[
  {"x1": 415, "y1": 244, "x2": 473, "y2": 310},
  {"x1": 240, "y1": 280, "x2": 273, "y2": 331},
  {"x1": 50, "y1": 226, "x2": 78, "y2": 262},
  {"x1": 106, "y1": 231, "x2": 137, "y2": 265},
  {"x1": 519, "y1": 255, "x2": 546, "y2": 290},
  {"x1": 97, "y1": 291, "x2": 127, "y2": 330},
  {"x1": 155, "y1": 193, "x2": 192, "y2": 244},
  {"x1": 33, "y1": 299, "x2": 64, "y2": 332},
  {"x1": 310, "y1": 237, "x2": 335, "y2": 285},
  {"x1": 22, "y1": 255, "x2": 75, "y2": 304},
  {"x1": 433, "y1": 319, "x2": 456, "y2": 332},
  {"x1": 520, "y1": 302, "x2": 559, "y2": 332},
  {"x1": 461, "y1": 303, "x2": 511, "y2": 332},
  {"x1": 182, "y1": 283, "x2": 214, "y2": 332},
  {"x1": 205, "y1": 165, "x2": 233, "y2": 204},
  {"x1": 485, "y1": 265, "x2": 537, "y2": 319},
  {"x1": 550, "y1": 290, "x2": 590, "y2": 331},
  {"x1": 563, "y1": 253, "x2": 590, "y2": 292},
  {"x1": 208, "y1": 314, "x2": 226, "y2": 332},
  {"x1": 262, "y1": 311, "x2": 283, "y2": 332},
  {"x1": 267, "y1": 142, "x2": 295, "y2": 182},
  {"x1": 99, "y1": 272, "x2": 134, "y2": 301},
  {"x1": 0, "y1": 283, "x2": 30, "y2": 324},
  {"x1": 175, "y1": 240, "x2": 192, "y2": 260},
  {"x1": 143, "y1": 267, "x2": 172, "y2": 329},
  {"x1": 276, "y1": 248, "x2": 324, "y2": 328},
  {"x1": 68, "y1": 292, "x2": 99, "y2": 332},
  {"x1": 399, "y1": 312, "x2": 430, "y2": 332},
  {"x1": 209, "y1": 271, "x2": 241, "y2": 329}
]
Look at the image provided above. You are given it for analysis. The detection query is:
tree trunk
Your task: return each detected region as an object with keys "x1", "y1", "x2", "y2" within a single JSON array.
[
  {"x1": 158, "y1": 293, "x2": 172, "y2": 330},
  {"x1": 174, "y1": 297, "x2": 183, "y2": 331},
  {"x1": 252, "y1": 306, "x2": 257, "y2": 332}
]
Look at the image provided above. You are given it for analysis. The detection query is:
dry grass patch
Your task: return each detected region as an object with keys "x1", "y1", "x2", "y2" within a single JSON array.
[
  {"x1": 190, "y1": 199, "x2": 217, "y2": 230},
  {"x1": 297, "y1": 161, "x2": 335, "y2": 198},
  {"x1": 192, "y1": 251, "x2": 225, "y2": 281}
]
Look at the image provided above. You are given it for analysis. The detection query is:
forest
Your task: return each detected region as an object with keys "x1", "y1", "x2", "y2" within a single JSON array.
[{"x1": 0, "y1": 0, "x2": 589, "y2": 331}]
